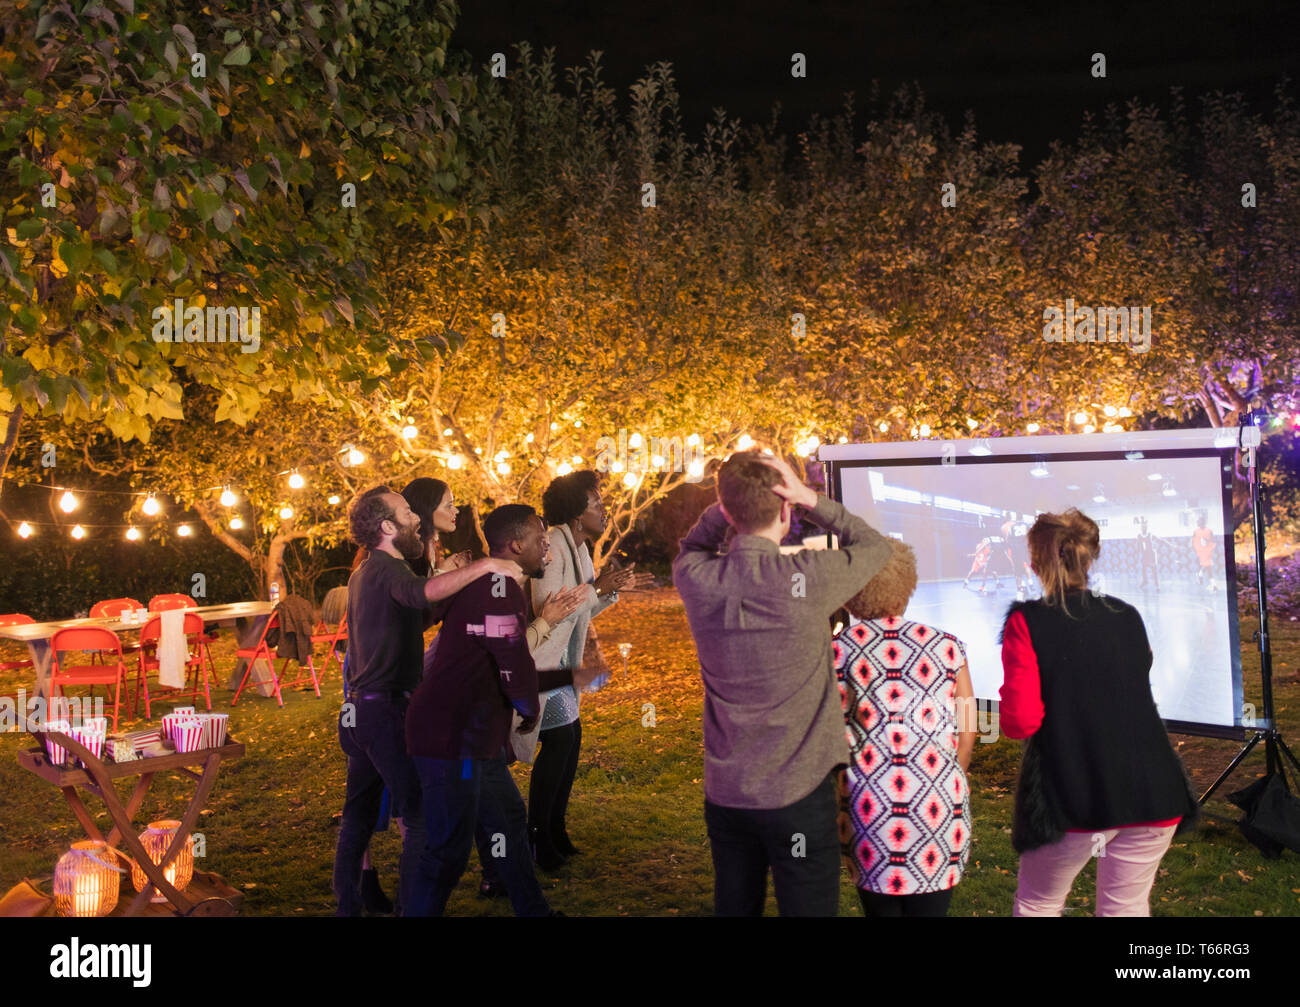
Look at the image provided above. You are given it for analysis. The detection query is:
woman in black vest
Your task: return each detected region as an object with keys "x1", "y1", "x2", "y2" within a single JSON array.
[{"x1": 998, "y1": 508, "x2": 1197, "y2": 916}]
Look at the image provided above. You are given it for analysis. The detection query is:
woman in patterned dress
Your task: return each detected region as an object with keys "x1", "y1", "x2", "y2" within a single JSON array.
[{"x1": 833, "y1": 538, "x2": 977, "y2": 917}]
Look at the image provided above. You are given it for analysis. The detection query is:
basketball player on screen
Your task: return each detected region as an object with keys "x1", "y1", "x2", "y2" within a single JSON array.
[
  {"x1": 1192, "y1": 513, "x2": 1216, "y2": 590},
  {"x1": 1137, "y1": 517, "x2": 1159, "y2": 591}
]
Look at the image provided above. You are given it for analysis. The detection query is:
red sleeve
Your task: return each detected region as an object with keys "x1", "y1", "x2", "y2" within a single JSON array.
[{"x1": 999, "y1": 610, "x2": 1044, "y2": 738}]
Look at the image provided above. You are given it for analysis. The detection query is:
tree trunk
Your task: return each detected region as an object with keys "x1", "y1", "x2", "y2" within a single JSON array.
[{"x1": 0, "y1": 408, "x2": 21, "y2": 496}]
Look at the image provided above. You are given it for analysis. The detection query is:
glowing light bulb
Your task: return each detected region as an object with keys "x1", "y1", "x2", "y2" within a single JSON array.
[
  {"x1": 494, "y1": 450, "x2": 510, "y2": 462},
  {"x1": 347, "y1": 447, "x2": 365, "y2": 467},
  {"x1": 288, "y1": 471, "x2": 305, "y2": 490},
  {"x1": 918, "y1": 424, "x2": 931, "y2": 438},
  {"x1": 622, "y1": 472, "x2": 638, "y2": 488},
  {"x1": 556, "y1": 462, "x2": 573, "y2": 476},
  {"x1": 572, "y1": 455, "x2": 583, "y2": 465},
  {"x1": 628, "y1": 433, "x2": 643, "y2": 449},
  {"x1": 402, "y1": 424, "x2": 419, "y2": 440},
  {"x1": 142, "y1": 495, "x2": 160, "y2": 516},
  {"x1": 687, "y1": 459, "x2": 705, "y2": 479},
  {"x1": 230, "y1": 516, "x2": 244, "y2": 530},
  {"x1": 878, "y1": 422, "x2": 888, "y2": 432},
  {"x1": 279, "y1": 505, "x2": 294, "y2": 520},
  {"x1": 838, "y1": 436, "x2": 848, "y2": 444},
  {"x1": 126, "y1": 526, "x2": 140, "y2": 541},
  {"x1": 1118, "y1": 407, "x2": 1132, "y2": 418},
  {"x1": 651, "y1": 454, "x2": 664, "y2": 468},
  {"x1": 18, "y1": 521, "x2": 33, "y2": 538},
  {"x1": 1026, "y1": 422, "x2": 1040, "y2": 434},
  {"x1": 550, "y1": 422, "x2": 559, "y2": 431},
  {"x1": 496, "y1": 461, "x2": 511, "y2": 475},
  {"x1": 737, "y1": 434, "x2": 755, "y2": 450},
  {"x1": 1083, "y1": 424, "x2": 1096, "y2": 434},
  {"x1": 574, "y1": 420, "x2": 582, "y2": 428},
  {"x1": 59, "y1": 491, "x2": 78, "y2": 513},
  {"x1": 610, "y1": 460, "x2": 625, "y2": 474},
  {"x1": 1103, "y1": 405, "x2": 1118, "y2": 417},
  {"x1": 447, "y1": 455, "x2": 464, "y2": 470},
  {"x1": 70, "y1": 524, "x2": 86, "y2": 540},
  {"x1": 686, "y1": 434, "x2": 701, "y2": 447},
  {"x1": 443, "y1": 427, "x2": 454, "y2": 436},
  {"x1": 1074, "y1": 412, "x2": 1088, "y2": 425},
  {"x1": 327, "y1": 495, "x2": 340, "y2": 506},
  {"x1": 525, "y1": 432, "x2": 535, "y2": 443},
  {"x1": 176, "y1": 523, "x2": 192, "y2": 537},
  {"x1": 966, "y1": 418, "x2": 979, "y2": 429},
  {"x1": 220, "y1": 488, "x2": 237, "y2": 507}
]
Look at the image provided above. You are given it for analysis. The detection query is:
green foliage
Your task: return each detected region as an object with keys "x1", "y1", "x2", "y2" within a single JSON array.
[{"x1": 0, "y1": 0, "x2": 478, "y2": 441}]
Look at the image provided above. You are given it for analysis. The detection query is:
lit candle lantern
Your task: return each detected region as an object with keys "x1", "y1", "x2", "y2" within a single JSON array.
[
  {"x1": 130, "y1": 819, "x2": 194, "y2": 901},
  {"x1": 54, "y1": 840, "x2": 121, "y2": 918}
]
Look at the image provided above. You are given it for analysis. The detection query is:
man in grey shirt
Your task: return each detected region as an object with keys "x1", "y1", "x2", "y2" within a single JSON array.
[{"x1": 674, "y1": 451, "x2": 893, "y2": 915}]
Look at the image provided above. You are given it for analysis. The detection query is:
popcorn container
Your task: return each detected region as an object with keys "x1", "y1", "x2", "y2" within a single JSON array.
[
  {"x1": 172, "y1": 706, "x2": 196, "y2": 716},
  {"x1": 175, "y1": 719, "x2": 204, "y2": 753},
  {"x1": 71, "y1": 724, "x2": 106, "y2": 766},
  {"x1": 209, "y1": 712, "x2": 229, "y2": 748},
  {"x1": 44, "y1": 720, "x2": 74, "y2": 766}
]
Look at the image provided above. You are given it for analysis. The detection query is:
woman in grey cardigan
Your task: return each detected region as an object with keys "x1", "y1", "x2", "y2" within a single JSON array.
[{"x1": 529, "y1": 470, "x2": 651, "y2": 868}]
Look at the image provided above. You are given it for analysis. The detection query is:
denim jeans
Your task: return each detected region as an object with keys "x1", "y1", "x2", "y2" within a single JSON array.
[
  {"x1": 703, "y1": 770, "x2": 841, "y2": 917},
  {"x1": 332, "y1": 696, "x2": 426, "y2": 916},
  {"x1": 410, "y1": 752, "x2": 550, "y2": 917}
]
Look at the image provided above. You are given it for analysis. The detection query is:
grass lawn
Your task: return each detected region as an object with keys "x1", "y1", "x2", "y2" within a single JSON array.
[{"x1": 2, "y1": 586, "x2": 1298, "y2": 916}]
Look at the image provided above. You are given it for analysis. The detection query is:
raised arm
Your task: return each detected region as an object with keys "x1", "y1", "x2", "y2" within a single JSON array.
[
  {"x1": 672, "y1": 502, "x2": 732, "y2": 585},
  {"x1": 423, "y1": 556, "x2": 520, "y2": 605}
]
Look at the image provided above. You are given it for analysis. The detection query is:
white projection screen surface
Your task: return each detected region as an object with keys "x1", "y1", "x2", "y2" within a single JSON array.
[{"x1": 821, "y1": 429, "x2": 1248, "y2": 736}]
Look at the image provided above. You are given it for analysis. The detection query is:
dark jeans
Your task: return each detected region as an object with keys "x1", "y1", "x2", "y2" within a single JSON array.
[
  {"x1": 858, "y1": 887, "x2": 954, "y2": 917},
  {"x1": 704, "y1": 770, "x2": 841, "y2": 917},
  {"x1": 410, "y1": 752, "x2": 550, "y2": 917},
  {"x1": 332, "y1": 696, "x2": 426, "y2": 916},
  {"x1": 528, "y1": 718, "x2": 581, "y2": 843}
]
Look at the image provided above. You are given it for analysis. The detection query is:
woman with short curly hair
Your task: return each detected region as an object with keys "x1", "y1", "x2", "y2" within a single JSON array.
[{"x1": 833, "y1": 537, "x2": 977, "y2": 917}]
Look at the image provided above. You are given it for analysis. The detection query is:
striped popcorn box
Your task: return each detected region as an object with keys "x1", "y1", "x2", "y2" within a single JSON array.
[
  {"x1": 172, "y1": 706, "x2": 196, "y2": 715},
  {"x1": 44, "y1": 720, "x2": 73, "y2": 766},
  {"x1": 209, "y1": 712, "x2": 229, "y2": 748},
  {"x1": 194, "y1": 713, "x2": 214, "y2": 749},
  {"x1": 175, "y1": 718, "x2": 205, "y2": 753},
  {"x1": 71, "y1": 725, "x2": 106, "y2": 767},
  {"x1": 124, "y1": 727, "x2": 161, "y2": 754},
  {"x1": 160, "y1": 713, "x2": 184, "y2": 744},
  {"x1": 105, "y1": 736, "x2": 141, "y2": 763},
  {"x1": 79, "y1": 716, "x2": 109, "y2": 734}
]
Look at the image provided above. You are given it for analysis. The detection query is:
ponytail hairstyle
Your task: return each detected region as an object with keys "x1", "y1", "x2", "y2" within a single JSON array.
[{"x1": 1026, "y1": 508, "x2": 1107, "y2": 617}]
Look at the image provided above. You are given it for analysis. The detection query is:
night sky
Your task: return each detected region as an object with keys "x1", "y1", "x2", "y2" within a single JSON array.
[{"x1": 452, "y1": 0, "x2": 1300, "y2": 171}]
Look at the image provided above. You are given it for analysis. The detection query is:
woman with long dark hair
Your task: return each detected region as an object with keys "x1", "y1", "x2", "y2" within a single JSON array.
[
  {"x1": 401, "y1": 477, "x2": 469, "y2": 578},
  {"x1": 999, "y1": 508, "x2": 1198, "y2": 916}
]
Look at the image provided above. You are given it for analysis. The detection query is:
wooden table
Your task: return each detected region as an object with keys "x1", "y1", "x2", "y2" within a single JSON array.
[
  {"x1": 0, "y1": 602, "x2": 274, "y2": 703},
  {"x1": 18, "y1": 728, "x2": 245, "y2": 916}
]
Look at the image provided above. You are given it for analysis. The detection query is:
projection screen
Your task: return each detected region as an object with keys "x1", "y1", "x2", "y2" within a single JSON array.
[{"x1": 821, "y1": 428, "x2": 1253, "y2": 737}]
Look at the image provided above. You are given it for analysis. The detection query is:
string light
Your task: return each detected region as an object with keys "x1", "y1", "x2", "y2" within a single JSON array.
[
  {"x1": 279, "y1": 506, "x2": 294, "y2": 520},
  {"x1": 622, "y1": 472, "x2": 638, "y2": 489},
  {"x1": 17, "y1": 521, "x2": 33, "y2": 538},
  {"x1": 288, "y1": 471, "x2": 305, "y2": 490},
  {"x1": 447, "y1": 455, "x2": 464, "y2": 470},
  {"x1": 229, "y1": 516, "x2": 244, "y2": 530},
  {"x1": 327, "y1": 495, "x2": 340, "y2": 506},
  {"x1": 736, "y1": 434, "x2": 754, "y2": 450},
  {"x1": 70, "y1": 525, "x2": 86, "y2": 540},
  {"x1": 176, "y1": 524, "x2": 192, "y2": 537},
  {"x1": 496, "y1": 462, "x2": 511, "y2": 476},
  {"x1": 125, "y1": 527, "x2": 140, "y2": 541},
  {"x1": 220, "y1": 487, "x2": 237, "y2": 507},
  {"x1": 402, "y1": 424, "x2": 419, "y2": 440},
  {"x1": 1074, "y1": 412, "x2": 1088, "y2": 425},
  {"x1": 59, "y1": 491, "x2": 78, "y2": 513},
  {"x1": 142, "y1": 495, "x2": 161, "y2": 516},
  {"x1": 556, "y1": 462, "x2": 573, "y2": 476},
  {"x1": 1026, "y1": 422, "x2": 1040, "y2": 433},
  {"x1": 524, "y1": 432, "x2": 535, "y2": 443},
  {"x1": 686, "y1": 433, "x2": 701, "y2": 447},
  {"x1": 443, "y1": 427, "x2": 454, "y2": 436}
]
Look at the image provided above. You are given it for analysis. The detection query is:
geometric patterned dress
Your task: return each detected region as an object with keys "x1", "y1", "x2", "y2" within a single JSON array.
[{"x1": 833, "y1": 615, "x2": 972, "y2": 894}]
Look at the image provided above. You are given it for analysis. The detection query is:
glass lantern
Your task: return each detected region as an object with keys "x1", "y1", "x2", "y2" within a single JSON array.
[
  {"x1": 130, "y1": 819, "x2": 194, "y2": 901},
  {"x1": 53, "y1": 840, "x2": 121, "y2": 918}
]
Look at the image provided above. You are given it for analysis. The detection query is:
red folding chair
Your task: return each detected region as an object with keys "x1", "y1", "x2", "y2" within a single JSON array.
[
  {"x1": 88, "y1": 598, "x2": 144, "y2": 662},
  {"x1": 231, "y1": 607, "x2": 320, "y2": 707},
  {"x1": 309, "y1": 611, "x2": 348, "y2": 686},
  {"x1": 147, "y1": 594, "x2": 218, "y2": 682},
  {"x1": 0, "y1": 613, "x2": 34, "y2": 672},
  {"x1": 134, "y1": 612, "x2": 212, "y2": 718},
  {"x1": 50, "y1": 626, "x2": 127, "y2": 732}
]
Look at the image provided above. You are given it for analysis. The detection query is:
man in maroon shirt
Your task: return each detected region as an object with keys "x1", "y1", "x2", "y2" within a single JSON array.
[{"x1": 405, "y1": 504, "x2": 556, "y2": 917}]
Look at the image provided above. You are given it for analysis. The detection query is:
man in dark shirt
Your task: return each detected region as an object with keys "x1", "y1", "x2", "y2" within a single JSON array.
[
  {"x1": 333, "y1": 485, "x2": 519, "y2": 916},
  {"x1": 406, "y1": 503, "x2": 554, "y2": 917}
]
